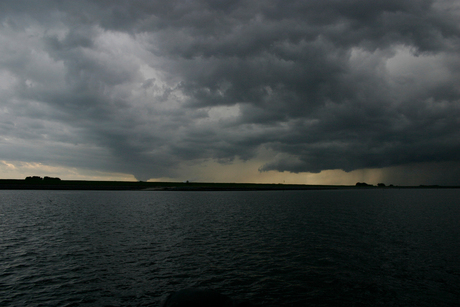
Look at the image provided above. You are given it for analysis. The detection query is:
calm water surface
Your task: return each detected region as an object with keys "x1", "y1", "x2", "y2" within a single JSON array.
[{"x1": 1, "y1": 189, "x2": 459, "y2": 306}]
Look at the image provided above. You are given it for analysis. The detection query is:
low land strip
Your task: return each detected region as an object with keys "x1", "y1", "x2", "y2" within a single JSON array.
[{"x1": 0, "y1": 179, "x2": 455, "y2": 191}]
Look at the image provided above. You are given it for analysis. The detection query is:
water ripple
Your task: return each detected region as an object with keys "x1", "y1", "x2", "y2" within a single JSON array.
[{"x1": 1, "y1": 189, "x2": 459, "y2": 306}]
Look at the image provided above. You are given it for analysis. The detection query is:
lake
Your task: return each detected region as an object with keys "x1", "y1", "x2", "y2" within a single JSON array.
[{"x1": 1, "y1": 189, "x2": 459, "y2": 306}]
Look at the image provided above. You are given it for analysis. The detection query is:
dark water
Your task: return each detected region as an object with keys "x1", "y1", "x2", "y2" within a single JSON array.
[{"x1": 1, "y1": 189, "x2": 459, "y2": 306}]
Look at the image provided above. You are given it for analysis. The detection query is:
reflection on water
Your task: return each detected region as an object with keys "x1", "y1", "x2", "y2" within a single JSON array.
[{"x1": 1, "y1": 189, "x2": 459, "y2": 306}]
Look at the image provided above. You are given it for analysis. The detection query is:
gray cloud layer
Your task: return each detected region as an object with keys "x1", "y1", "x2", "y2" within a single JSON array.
[{"x1": 1, "y1": 0, "x2": 459, "y2": 183}]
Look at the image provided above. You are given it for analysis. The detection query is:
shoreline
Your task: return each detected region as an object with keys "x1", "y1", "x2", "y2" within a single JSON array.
[{"x1": 0, "y1": 179, "x2": 457, "y2": 191}]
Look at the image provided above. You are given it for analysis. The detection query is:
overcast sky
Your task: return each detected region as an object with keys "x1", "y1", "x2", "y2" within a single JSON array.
[{"x1": 1, "y1": 0, "x2": 459, "y2": 185}]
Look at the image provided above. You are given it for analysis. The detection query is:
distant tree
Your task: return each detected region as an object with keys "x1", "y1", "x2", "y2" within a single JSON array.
[
  {"x1": 44, "y1": 176, "x2": 61, "y2": 182},
  {"x1": 25, "y1": 176, "x2": 42, "y2": 181},
  {"x1": 377, "y1": 183, "x2": 386, "y2": 187},
  {"x1": 356, "y1": 182, "x2": 372, "y2": 187}
]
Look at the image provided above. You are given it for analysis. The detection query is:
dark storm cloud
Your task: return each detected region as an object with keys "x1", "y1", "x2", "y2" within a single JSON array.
[{"x1": 1, "y1": 0, "x2": 459, "y2": 183}]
